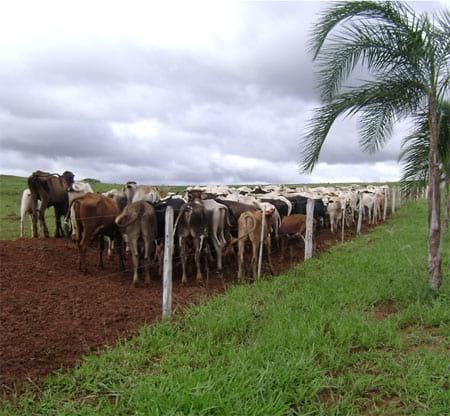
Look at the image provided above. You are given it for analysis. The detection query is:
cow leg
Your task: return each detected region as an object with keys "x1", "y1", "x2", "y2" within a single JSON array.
[
  {"x1": 116, "y1": 236, "x2": 125, "y2": 271},
  {"x1": 237, "y1": 239, "x2": 245, "y2": 282},
  {"x1": 250, "y1": 236, "x2": 259, "y2": 280},
  {"x1": 265, "y1": 236, "x2": 274, "y2": 276},
  {"x1": 78, "y1": 237, "x2": 89, "y2": 274},
  {"x1": 143, "y1": 237, "x2": 151, "y2": 284},
  {"x1": 31, "y1": 213, "x2": 38, "y2": 238},
  {"x1": 179, "y1": 236, "x2": 188, "y2": 284},
  {"x1": 70, "y1": 205, "x2": 78, "y2": 241},
  {"x1": 54, "y1": 206, "x2": 64, "y2": 238},
  {"x1": 20, "y1": 216, "x2": 25, "y2": 238},
  {"x1": 39, "y1": 205, "x2": 49, "y2": 238},
  {"x1": 289, "y1": 238, "x2": 294, "y2": 262},
  {"x1": 98, "y1": 236, "x2": 105, "y2": 269},
  {"x1": 211, "y1": 233, "x2": 222, "y2": 273},
  {"x1": 156, "y1": 242, "x2": 164, "y2": 277},
  {"x1": 280, "y1": 235, "x2": 286, "y2": 260},
  {"x1": 104, "y1": 236, "x2": 112, "y2": 259},
  {"x1": 251, "y1": 240, "x2": 258, "y2": 280},
  {"x1": 128, "y1": 238, "x2": 140, "y2": 287},
  {"x1": 194, "y1": 236, "x2": 203, "y2": 282},
  {"x1": 30, "y1": 194, "x2": 39, "y2": 238}
]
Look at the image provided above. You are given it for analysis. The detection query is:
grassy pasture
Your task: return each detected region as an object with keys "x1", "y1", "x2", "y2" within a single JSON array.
[{"x1": 1, "y1": 199, "x2": 448, "y2": 415}]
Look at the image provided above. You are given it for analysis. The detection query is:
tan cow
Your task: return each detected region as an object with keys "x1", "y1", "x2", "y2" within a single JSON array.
[
  {"x1": 115, "y1": 201, "x2": 157, "y2": 286},
  {"x1": 227, "y1": 210, "x2": 275, "y2": 282}
]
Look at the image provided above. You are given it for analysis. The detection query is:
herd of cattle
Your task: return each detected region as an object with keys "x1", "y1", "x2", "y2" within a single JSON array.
[{"x1": 20, "y1": 170, "x2": 390, "y2": 285}]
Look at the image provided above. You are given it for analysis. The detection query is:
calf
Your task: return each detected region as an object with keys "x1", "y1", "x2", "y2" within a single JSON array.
[
  {"x1": 115, "y1": 201, "x2": 157, "y2": 286},
  {"x1": 279, "y1": 214, "x2": 317, "y2": 261},
  {"x1": 72, "y1": 192, "x2": 124, "y2": 273},
  {"x1": 19, "y1": 189, "x2": 42, "y2": 238}
]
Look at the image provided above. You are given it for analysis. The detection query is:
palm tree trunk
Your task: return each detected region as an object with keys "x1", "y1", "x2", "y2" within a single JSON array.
[
  {"x1": 427, "y1": 92, "x2": 442, "y2": 294},
  {"x1": 445, "y1": 177, "x2": 449, "y2": 233}
]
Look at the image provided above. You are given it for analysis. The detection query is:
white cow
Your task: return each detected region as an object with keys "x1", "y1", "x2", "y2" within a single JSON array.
[
  {"x1": 361, "y1": 192, "x2": 379, "y2": 225},
  {"x1": 201, "y1": 199, "x2": 229, "y2": 272},
  {"x1": 123, "y1": 182, "x2": 160, "y2": 204},
  {"x1": 327, "y1": 200, "x2": 343, "y2": 233},
  {"x1": 20, "y1": 189, "x2": 42, "y2": 238}
]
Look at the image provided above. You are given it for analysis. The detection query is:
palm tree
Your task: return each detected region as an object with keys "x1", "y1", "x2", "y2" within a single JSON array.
[
  {"x1": 399, "y1": 100, "x2": 450, "y2": 233},
  {"x1": 301, "y1": 1, "x2": 449, "y2": 294}
]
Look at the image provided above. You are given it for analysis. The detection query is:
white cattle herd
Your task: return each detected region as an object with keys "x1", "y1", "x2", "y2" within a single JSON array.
[{"x1": 20, "y1": 170, "x2": 391, "y2": 285}]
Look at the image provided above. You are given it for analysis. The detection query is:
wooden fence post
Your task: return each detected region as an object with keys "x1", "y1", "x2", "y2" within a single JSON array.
[
  {"x1": 341, "y1": 202, "x2": 345, "y2": 243},
  {"x1": 304, "y1": 199, "x2": 314, "y2": 260},
  {"x1": 357, "y1": 193, "x2": 363, "y2": 235},
  {"x1": 392, "y1": 187, "x2": 396, "y2": 214},
  {"x1": 162, "y1": 206, "x2": 174, "y2": 319},
  {"x1": 383, "y1": 188, "x2": 388, "y2": 221},
  {"x1": 257, "y1": 207, "x2": 266, "y2": 279}
]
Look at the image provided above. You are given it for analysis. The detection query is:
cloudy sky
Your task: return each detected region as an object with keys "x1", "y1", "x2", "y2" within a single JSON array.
[{"x1": 0, "y1": 0, "x2": 446, "y2": 185}]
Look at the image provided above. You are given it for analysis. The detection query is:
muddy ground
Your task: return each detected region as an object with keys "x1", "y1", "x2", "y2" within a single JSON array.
[{"x1": 0, "y1": 223, "x2": 376, "y2": 394}]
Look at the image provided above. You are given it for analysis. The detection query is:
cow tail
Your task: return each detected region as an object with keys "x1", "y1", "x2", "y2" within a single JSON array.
[
  {"x1": 66, "y1": 194, "x2": 87, "y2": 222},
  {"x1": 223, "y1": 216, "x2": 258, "y2": 255},
  {"x1": 116, "y1": 203, "x2": 144, "y2": 228}
]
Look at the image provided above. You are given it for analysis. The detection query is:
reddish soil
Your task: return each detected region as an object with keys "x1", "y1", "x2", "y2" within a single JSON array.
[
  {"x1": 0, "y1": 222, "x2": 376, "y2": 394},
  {"x1": 372, "y1": 299, "x2": 398, "y2": 320}
]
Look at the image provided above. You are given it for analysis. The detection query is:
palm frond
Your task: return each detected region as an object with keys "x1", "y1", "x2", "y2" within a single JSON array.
[
  {"x1": 315, "y1": 20, "x2": 420, "y2": 100},
  {"x1": 399, "y1": 100, "x2": 450, "y2": 192},
  {"x1": 301, "y1": 77, "x2": 424, "y2": 172},
  {"x1": 311, "y1": 1, "x2": 415, "y2": 59}
]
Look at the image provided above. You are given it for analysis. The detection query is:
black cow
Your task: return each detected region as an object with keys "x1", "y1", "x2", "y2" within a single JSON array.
[
  {"x1": 286, "y1": 196, "x2": 326, "y2": 231},
  {"x1": 215, "y1": 199, "x2": 257, "y2": 238},
  {"x1": 154, "y1": 197, "x2": 185, "y2": 241},
  {"x1": 153, "y1": 197, "x2": 185, "y2": 276},
  {"x1": 258, "y1": 198, "x2": 290, "y2": 218}
]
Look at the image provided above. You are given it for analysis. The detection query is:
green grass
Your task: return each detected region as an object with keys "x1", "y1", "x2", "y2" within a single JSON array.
[{"x1": 1, "y1": 200, "x2": 448, "y2": 415}]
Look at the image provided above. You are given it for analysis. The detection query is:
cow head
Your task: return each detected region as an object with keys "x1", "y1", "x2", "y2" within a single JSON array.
[
  {"x1": 62, "y1": 171, "x2": 75, "y2": 188},
  {"x1": 187, "y1": 190, "x2": 203, "y2": 203},
  {"x1": 125, "y1": 181, "x2": 137, "y2": 189}
]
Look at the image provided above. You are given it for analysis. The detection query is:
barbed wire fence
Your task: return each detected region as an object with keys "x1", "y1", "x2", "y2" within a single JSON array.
[{"x1": 2, "y1": 185, "x2": 426, "y2": 319}]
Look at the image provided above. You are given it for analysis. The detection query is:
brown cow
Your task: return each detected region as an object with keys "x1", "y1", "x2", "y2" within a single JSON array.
[
  {"x1": 227, "y1": 210, "x2": 275, "y2": 282},
  {"x1": 27, "y1": 170, "x2": 75, "y2": 238},
  {"x1": 279, "y1": 214, "x2": 317, "y2": 261},
  {"x1": 115, "y1": 201, "x2": 157, "y2": 286},
  {"x1": 72, "y1": 192, "x2": 124, "y2": 273}
]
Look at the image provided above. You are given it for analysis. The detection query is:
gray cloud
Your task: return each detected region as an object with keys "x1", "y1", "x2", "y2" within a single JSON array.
[{"x1": 0, "y1": 1, "x2": 445, "y2": 185}]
